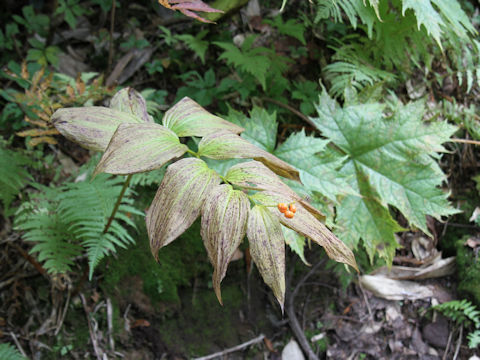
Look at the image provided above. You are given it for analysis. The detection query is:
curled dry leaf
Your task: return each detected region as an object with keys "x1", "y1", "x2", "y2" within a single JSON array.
[
  {"x1": 158, "y1": 0, "x2": 224, "y2": 23},
  {"x1": 94, "y1": 123, "x2": 188, "y2": 176},
  {"x1": 51, "y1": 107, "x2": 144, "y2": 152},
  {"x1": 198, "y1": 131, "x2": 300, "y2": 181},
  {"x1": 201, "y1": 184, "x2": 249, "y2": 304},
  {"x1": 163, "y1": 97, "x2": 243, "y2": 137},
  {"x1": 252, "y1": 191, "x2": 358, "y2": 272},
  {"x1": 247, "y1": 205, "x2": 286, "y2": 311},
  {"x1": 147, "y1": 158, "x2": 221, "y2": 260},
  {"x1": 109, "y1": 87, "x2": 153, "y2": 123}
]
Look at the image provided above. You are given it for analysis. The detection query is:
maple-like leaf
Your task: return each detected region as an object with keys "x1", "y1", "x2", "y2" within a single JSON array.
[
  {"x1": 310, "y1": 89, "x2": 459, "y2": 263},
  {"x1": 158, "y1": 0, "x2": 223, "y2": 24}
]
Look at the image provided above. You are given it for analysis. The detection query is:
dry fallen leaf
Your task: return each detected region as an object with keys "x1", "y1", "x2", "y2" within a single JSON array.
[{"x1": 158, "y1": 0, "x2": 223, "y2": 23}]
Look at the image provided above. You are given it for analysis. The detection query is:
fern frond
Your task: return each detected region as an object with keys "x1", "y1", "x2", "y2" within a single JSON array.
[
  {"x1": 0, "y1": 343, "x2": 27, "y2": 360},
  {"x1": 15, "y1": 174, "x2": 142, "y2": 275},
  {"x1": 0, "y1": 145, "x2": 33, "y2": 212},
  {"x1": 433, "y1": 299, "x2": 480, "y2": 328},
  {"x1": 468, "y1": 329, "x2": 480, "y2": 349}
]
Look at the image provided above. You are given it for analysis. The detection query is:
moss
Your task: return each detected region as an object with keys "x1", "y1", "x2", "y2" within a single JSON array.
[
  {"x1": 103, "y1": 217, "x2": 211, "y2": 305},
  {"x1": 157, "y1": 284, "x2": 245, "y2": 356},
  {"x1": 455, "y1": 236, "x2": 480, "y2": 307}
]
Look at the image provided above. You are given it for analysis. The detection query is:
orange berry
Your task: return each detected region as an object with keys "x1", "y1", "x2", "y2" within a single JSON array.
[
  {"x1": 278, "y1": 203, "x2": 288, "y2": 213},
  {"x1": 284, "y1": 210, "x2": 294, "y2": 219},
  {"x1": 289, "y1": 203, "x2": 297, "y2": 213}
]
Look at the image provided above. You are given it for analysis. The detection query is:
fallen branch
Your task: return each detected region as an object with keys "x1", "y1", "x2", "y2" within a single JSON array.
[
  {"x1": 192, "y1": 334, "x2": 265, "y2": 360},
  {"x1": 79, "y1": 293, "x2": 104, "y2": 360}
]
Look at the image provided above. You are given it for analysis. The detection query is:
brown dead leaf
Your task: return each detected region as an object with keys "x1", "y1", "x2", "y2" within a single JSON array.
[
  {"x1": 28, "y1": 136, "x2": 58, "y2": 147},
  {"x1": 158, "y1": 0, "x2": 223, "y2": 23},
  {"x1": 263, "y1": 337, "x2": 275, "y2": 352},
  {"x1": 131, "y1": 319, "x2": 151, "y2": 328}
]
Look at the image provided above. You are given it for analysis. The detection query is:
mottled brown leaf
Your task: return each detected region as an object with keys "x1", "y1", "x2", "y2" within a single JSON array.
[
  {"x1": 147, "y1": 158, "x2": 221, "y2": 260},
  {"x1": 201, "y1": 184, "x2": 249, "y2": 304},
  {"x1": 94, "y1": 123, "x2": 188, "y2": 176},
  {"x1": 252, "y1": 191, "x2": 358, "y2": 272},
  {"x1": 158, "y1": 0, "x2": 224, "y2": 23},
  {"x1": 247, "y1": 205, "x2": 286, "y2": 311},
  {"x1": 162, "y1": 97, "x2": 243, "y2": 137},
  {"x1": 51, "y1": 107, "x2": 143, "y2": 152},
  {"x1": 109, "y1": 87, "x2": 153, "y2": 123},
  {"x1": 198, "y1": 131, "x2": 300, "y2": 181}
]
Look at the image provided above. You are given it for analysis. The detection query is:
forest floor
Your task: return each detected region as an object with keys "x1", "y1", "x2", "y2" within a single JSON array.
[{"x1": 1, "y1": 0, "x2": 480, "y2": 359}]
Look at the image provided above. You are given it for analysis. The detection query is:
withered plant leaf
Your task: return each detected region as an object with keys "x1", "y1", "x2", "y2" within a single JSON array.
[
  {"x1": 162, "y1": 97, "x2": 243, "y2": 137},
  {"x1": 198, "y1": 131, "x2": 300, "y2": 181},
  {"x1": 201, "y1": 184, "x2": 249, "y2": 304},
  {"x1": 109, "y1": 87, "x2": 153, "y2": 123},
  {"x1": 159, "y1": 0, "x2": 224, "y2": 23},
  {"x1": 247, "y1": 205, "x2": 286, "y2": 311},
  {"x1": 51, "y1": 107, "x2": 144, "y2": 152},
  {"x1": 252, "y1": 191, "x2": 358, "y2": 272},
  {"x1": 147, "y1": 158, "x2": 221, "y2": 260},
  {"x1": 94, "y1": 123, "x2": 188, "y2": 176}
]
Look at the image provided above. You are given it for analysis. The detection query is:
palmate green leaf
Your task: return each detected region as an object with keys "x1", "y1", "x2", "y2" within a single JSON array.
[
  {"x1": 274, "y1": 130, "x2": 355, "y2": 202},
  {"x1": 201, "y1": 184, "x2": 249, "y2": 304},
  {"x1": 0, "y1": 343, "x2": 28, "y2": 360},
  {"x1": 198, "y1": 131, "x2": 299, "y2": 181},
  {"x1": 402, "y1": 0, "x2": 475, "y2": 47},
  {"x1": 147, "y1": 158, "x2": 221, "y2": 260},
  {"x1": 94, "y1": 123, "x2": 188, "y2": 175},
  {"x1": 52, "y1": 107, "x2": 144, "y2": 152},
  {"x1": 252, "y1": 191, "x2": 358, "y2": 272},
  {"x1": 311, "y1": 90, "x2": 458, "y2": 262},
  {"x1": 247, "y1": 205, "x2": 286, "y2": 311},
  {"x1": 109, "y1": 87, "x2": 153, "y2": 123},
  {"x1": 162, "y1": 97, "x2": 244, "y2": 137},
  {"x1": 226, "y1": 106, "x2": 278, "y2": 152}
]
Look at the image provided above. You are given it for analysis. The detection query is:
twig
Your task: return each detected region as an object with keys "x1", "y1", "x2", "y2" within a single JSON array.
[
  {"x1": 261, "y1": 97, "x2": 317, "y2": 128},
  {"x1": 79, "y1": 293, "x2": 104, "y2": 360},
  {"x1": 192, "y1": 334, "x2": 265, "y2": 360},
  {"x1": 442, "y1": 326, "x2": 455, "y2": 360},
  {"x1": 357, "y1": 275, "x2": 373, "y2": 320},
  {"x1": 107, "y1": 0, "x2": 116, "y2": 75},
  {"x1": 452, "y1": 326, "x2": 463, "y2": 360},
  {"x1": 285, "y1": 259, "x2": 325, "y2": 360},
  {"x1": 11, "y1": 242, "x2": 47, "y2": 276},
  {"x1": 54, "y1": 288, "x2": 71, "y2": 336},
  {"x1": 9, "y1": 332, "x2": 28, "y2": 358},
  {"x1": 451, "y1": 138, "x2": 480, "y2": 146},
  {"x1": 107, "y1": 298, "x2": 115, "y2": 351}
]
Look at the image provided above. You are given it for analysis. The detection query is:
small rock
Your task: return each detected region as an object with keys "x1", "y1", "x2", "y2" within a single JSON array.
[
  {"x1": 282, "y1": 339, "x2": 305, "y2": 360},
  {"x1": 422, "y1": 317, "x2": 449, "y2": 348}
]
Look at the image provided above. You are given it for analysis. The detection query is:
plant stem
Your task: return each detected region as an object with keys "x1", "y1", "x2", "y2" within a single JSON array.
[
  {"x1": 103, "y1": 174, "x2": 132, "y2": 234},
  {"x1": 187, "y1": 148, "x2": 200, "y2": 158},
  {"x1": 451, "y1": 138, "x2": 480, "y2": 146}
]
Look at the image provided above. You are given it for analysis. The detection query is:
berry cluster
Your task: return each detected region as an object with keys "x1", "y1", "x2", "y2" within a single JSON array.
[{"x1": 277, "y1": 202, "x2": 296, "y2": 219}]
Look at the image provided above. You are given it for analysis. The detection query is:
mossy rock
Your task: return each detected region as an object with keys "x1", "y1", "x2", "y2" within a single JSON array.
[{"x1": 455, "y1": 236, "x2": 480, "y2": 306}]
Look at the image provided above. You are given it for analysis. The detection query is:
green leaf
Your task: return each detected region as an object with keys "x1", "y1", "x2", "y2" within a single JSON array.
[
  {"x1": 0, "y1": 343, "x2": 28, "y2": 360},
  {"x1": 198, "y1": 131, "x2": 300, "y2": 181},
  {"x1": 311, "y1": 90, "x2": 458, "y2": 262},
  {"x1": 282, "y1": 225, "x2": 309, "y2": 266},
  {"x1": 52, "y1": 107, "x2": 144, "y2": 152},
  {"x1": 275, "y1": 132, "x2": 355, "y2": 202},
  {"x1": 176, "y1": 30, "x2": 209, "y2": 64},
  {"x1": 252, "y1": 191, "x2": 358, "y2": 272},
  {"x1": 109, "y1": 87, "x2": 153, "y2": 123},
  {"x1": 147, "y1": 158, "x2": 221, "y2": 259},
  {"x1": 226, "y1": 106, "x2": 278, "y2": 152},
  {"x1": 264, "y1": 16, "x2": 306, "y2": 45},
  {"x1": 336, "y1": 162, "x2": 404, "y2": 264},
  {"x1": 162, "y1": 97, "x2": 244, "y2": 137},
  {"x1": 94, "y1": 123, "x2": 188, "y2": 176},
  {"x1": 201, "y1": 184, "x2": 249, "y2": 304},
  {"x1": 247, "y1": 205, "x2": 286, "y2": 310},
  {"x1": 214, "y1": 36, "x2": 272, "y2": 90}
]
